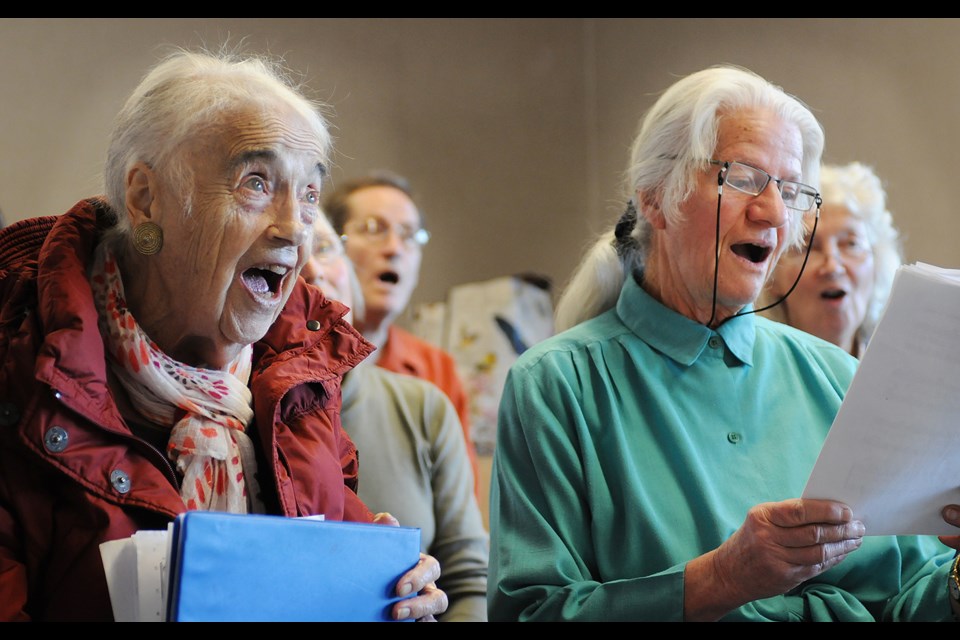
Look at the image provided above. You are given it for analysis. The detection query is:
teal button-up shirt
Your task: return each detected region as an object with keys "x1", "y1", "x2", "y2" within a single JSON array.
[{"x1": 489, "y1": 273, "x2": 953, "y2": 621}]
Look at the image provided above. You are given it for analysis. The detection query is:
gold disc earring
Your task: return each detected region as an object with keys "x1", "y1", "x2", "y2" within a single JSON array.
[{"x1": 133, "y1": 222, "x2": 163, "y2": 256}]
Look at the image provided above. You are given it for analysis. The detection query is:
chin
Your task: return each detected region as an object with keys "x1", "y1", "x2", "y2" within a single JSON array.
[
  {"x1": 223, "y1": 315, "x2": 278, "y2": 352},
  {"x1": 719, "y1": 286, "x2": 763, "y2": 311},
  {"x1": 374, "y1": 298, "x2": 406, "y2": 321}
]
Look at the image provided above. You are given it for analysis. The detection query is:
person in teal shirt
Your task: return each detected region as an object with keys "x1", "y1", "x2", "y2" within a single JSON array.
[{"x1": 488, "y1": 65, "x2": 960, "y2": 622}]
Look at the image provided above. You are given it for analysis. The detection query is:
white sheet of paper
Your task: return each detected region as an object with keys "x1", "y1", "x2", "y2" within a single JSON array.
[
  {"x1": 802, "y1": 263, "x2": 960, "y2": 535},
  {"x1": 100, "y1": 528, "x2": 172, "y2": 622},
  {"x1": 134, "y1": 530, "x2": 170, "y2": 622},
  {"x1": 99, "y1": 538, "x2": 139, "y2": 622}
]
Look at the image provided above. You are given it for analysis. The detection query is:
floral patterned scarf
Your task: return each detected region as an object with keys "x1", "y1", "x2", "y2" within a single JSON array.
[{"x1": 90, "y1": 242, "x2": 262, "y2": 514}]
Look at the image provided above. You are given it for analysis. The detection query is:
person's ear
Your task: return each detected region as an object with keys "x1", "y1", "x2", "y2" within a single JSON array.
[
  {"x1": 125, "y1": 162, "x2": 158, "y2": 228},
  {"x1": 637, "y1": 189, "x2": 666, "y2": 230}
]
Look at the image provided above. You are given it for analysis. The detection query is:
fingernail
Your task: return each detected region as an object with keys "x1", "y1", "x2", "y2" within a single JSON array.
[
  {"x1": 398, "y1": 582, "x2": 413, "y2": 597},
  {"x1": 945, "y1": 507, "x2": 960, "y2": 521},
  {"x1": 396, "y1": 607, "x2": 411, "y2": 620}
]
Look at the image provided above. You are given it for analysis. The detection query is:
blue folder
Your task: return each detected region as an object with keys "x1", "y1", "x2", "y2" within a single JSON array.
[{"x1": 166, "y1": 512, "x2": 420, "y2": 622}]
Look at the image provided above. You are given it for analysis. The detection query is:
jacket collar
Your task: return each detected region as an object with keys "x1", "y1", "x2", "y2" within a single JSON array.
[
  {"x1": 251, "y1": 278, "x2": 373, "y2": 405},
  {"x1": 32, "y1": 198, "x2": 129, "y2": 432}
]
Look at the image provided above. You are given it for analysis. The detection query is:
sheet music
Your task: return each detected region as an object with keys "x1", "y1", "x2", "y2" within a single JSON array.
[{"x1": 802, "y1": 262, "x2": 960, "y2": 535}]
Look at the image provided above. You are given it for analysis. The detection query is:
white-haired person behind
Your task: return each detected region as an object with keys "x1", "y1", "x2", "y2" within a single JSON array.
[
  {"x1": 761, "y1": 162, "x2": 903, "y2": 357},
  {"x1": 302, "y1": 217, "x2": 489, "y2": 622},
  {"x1": 488, "y1": 65, "x2": 960, "y2": 622}
]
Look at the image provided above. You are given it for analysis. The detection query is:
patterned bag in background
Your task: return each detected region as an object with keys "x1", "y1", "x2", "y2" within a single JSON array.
[{"x1": 412, "y1": 274, "x2": 553, "y2": 456}]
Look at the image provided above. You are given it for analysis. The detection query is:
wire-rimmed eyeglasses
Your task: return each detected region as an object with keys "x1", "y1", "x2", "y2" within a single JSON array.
[
  {"x1": 710, "y1": 160, "x2": 819, "y2": 212},
  {"x1": 340, "y1": 216, "x2": 430, "y2": 249}
]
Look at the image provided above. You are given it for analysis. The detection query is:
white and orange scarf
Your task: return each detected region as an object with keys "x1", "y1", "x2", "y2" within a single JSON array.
[{"x1": 90, "y1": 243, "x2": 263, "y2": 514}]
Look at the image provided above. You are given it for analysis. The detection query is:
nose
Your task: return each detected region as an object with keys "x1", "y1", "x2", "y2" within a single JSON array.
[
  {"x1": 747, "y1": 181, "x2": 789, "y2": 228},
  {"x1": 379, "y1": 224, "x2": 407, "y2": 256},
  {"x1": 268, "y1": 192, "x2": 309, "y2": 247},
  {"x1": 814, "y1": 241, "x2": 845, "y2": 276}
]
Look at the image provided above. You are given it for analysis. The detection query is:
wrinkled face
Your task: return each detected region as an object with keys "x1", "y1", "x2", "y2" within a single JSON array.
[
  {"x1": 769, "y1": 205, "x2": 875, "y2": 354},
  {"x1": 648, "y1": 108, "x2": 804, "y2": 325},
  {"x1": 340, "y1": 185, "x2": 423, "y2": 330},
  {"x1": 302, "y1": 216, "x2": 354, "y2": 322},
  {"x1": 139, "y1": 100, "x2": 326, "y2": 364}
]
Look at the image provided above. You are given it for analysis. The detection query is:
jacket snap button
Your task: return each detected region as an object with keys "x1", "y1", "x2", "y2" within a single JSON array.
[
  {"x1": 0, "y1": 402, "x2": 20, "y2": 427},
  {"x1": 43, "y1": 426, "x2": 69, "y2": 453},
  {"x1": 306, "y1": 319, "x2": 322, "y2": 331},
  {"x1": 111, "y1": 469, "x2": 131, "y2": 494}
]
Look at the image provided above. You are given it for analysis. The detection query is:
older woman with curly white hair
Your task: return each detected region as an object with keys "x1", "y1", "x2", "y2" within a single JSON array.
[{"x1": 761, "y1": 162, "x2": 903, "y2": 357}]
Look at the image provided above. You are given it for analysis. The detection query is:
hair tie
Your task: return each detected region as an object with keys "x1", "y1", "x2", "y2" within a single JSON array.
[{"x1": 613, "y1": 200, "x2": 638, "y2": 256}]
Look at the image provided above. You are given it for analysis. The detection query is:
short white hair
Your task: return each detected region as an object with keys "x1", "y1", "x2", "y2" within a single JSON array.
[{"x1": 103, "y1": 47, "x2": 331, "y2": 249}]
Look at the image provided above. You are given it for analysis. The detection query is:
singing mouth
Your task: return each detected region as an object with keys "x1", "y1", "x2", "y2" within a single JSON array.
[
  {"x1": 242, "y1": 264, "x2": 290, "y2": 296},
  {"x1": 731, "y1": 242, "x2": 772, "y2": 264},
  {"x1": 821, "y1": 288, "x2": 846, "y2": 300},
  {"x1": 379, "y1": 270, "x2": 399, "y2": 285}
]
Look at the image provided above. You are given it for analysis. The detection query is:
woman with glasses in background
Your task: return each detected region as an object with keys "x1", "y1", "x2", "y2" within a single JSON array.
[
  {"x1": 487, "y1": 65, "x2": 960, "y2": 621},
  {"x1": 323, "y1": 171, "x2": 481, "y2": 502},
  {"x1": 760, "y1": 162, "x2": 903, "y2": 358}
]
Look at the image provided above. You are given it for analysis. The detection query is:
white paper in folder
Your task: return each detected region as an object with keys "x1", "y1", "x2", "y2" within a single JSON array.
[{"x1": 802, "y1": 262, "x2": 960, "y2": 535}]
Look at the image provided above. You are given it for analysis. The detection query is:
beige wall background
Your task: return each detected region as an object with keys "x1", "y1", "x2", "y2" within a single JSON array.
[
  {"x1": 4, "y1": 18, "x2": 959, "y2": 312},
  {"x1": 4, "y1": 17, "x2": 959, "y2": 527}
]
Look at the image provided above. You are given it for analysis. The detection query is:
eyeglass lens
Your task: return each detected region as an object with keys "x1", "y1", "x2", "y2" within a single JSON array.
[{"x1": 351, "y1": 216, "x2": 429, "y2": 246}]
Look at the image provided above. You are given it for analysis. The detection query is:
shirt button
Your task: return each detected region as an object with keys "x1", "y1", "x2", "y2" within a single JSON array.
[
  {"x1": 708, "y1": 336, "x2": 722, "y2": 349},
  {"x1": 111, "y1": 469, "x2": 131, "y2": 494},
  {"x1": 306, "y1": 319, "x2": 321, "y2": 331},
  {"x1": 43, "y1": 426, "x2": 69, "y2": 453},
  {"x1": 727, "y1": 432, "x2": 742, "y2": 444}
]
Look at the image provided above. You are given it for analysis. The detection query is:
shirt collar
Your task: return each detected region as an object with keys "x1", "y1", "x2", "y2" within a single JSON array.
[{"x1": 616, "y1": 271, "x2": 755, "y2": 367}]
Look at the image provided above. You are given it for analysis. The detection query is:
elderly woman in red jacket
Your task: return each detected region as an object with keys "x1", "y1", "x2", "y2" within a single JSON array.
[{"x1": 0, "y1": 48, "x2": 446, "y2": 622}]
